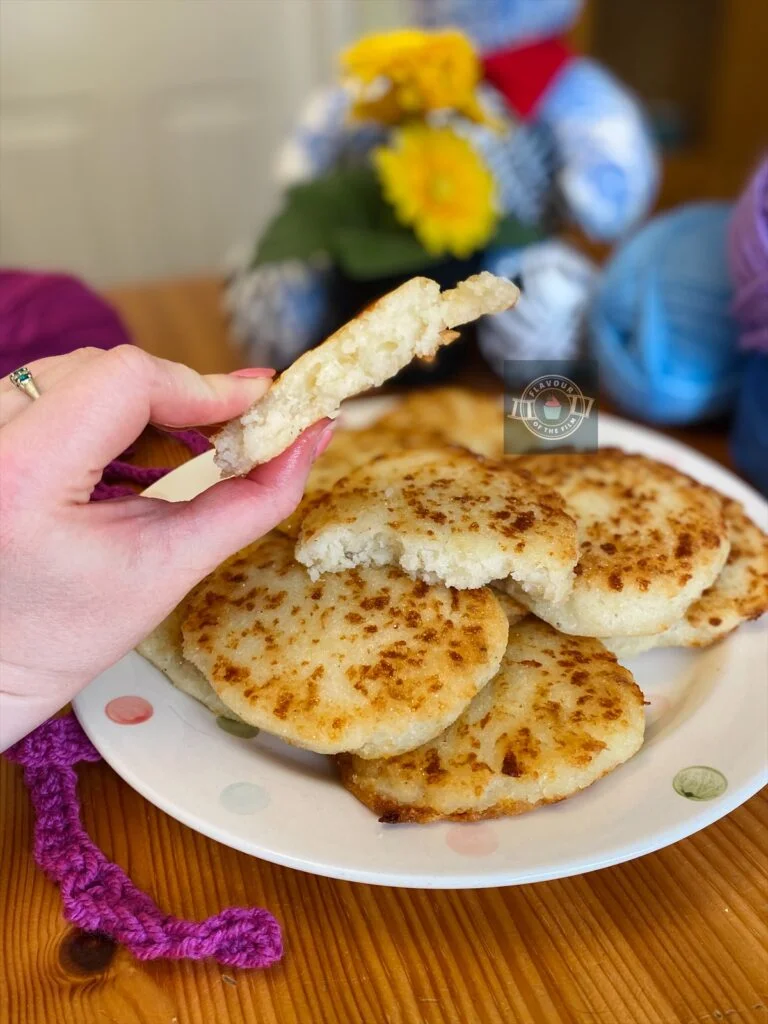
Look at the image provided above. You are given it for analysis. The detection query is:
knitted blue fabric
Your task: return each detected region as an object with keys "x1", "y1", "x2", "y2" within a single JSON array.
[
  {"x1": 537, "y1": 58, "x2": 659, "y2": 239},
  {"x1": 454, "y1": 84, "x2": 556, "y2": 225},
  {"x1": 412, "y1": 0, "x2": 580, "y2": 50},
  {"x1": 590, "y1": 203, "x2": 745, "y2": 425},
  {"x1": 479, "y1": 240, "x2": 597, "y2": 371},
  {"x1": 226, "y1": 260, "x2": 331, "y2": 370},
  {"x1": 275, "y1": 87, "x2": 386, "y2": 188}
]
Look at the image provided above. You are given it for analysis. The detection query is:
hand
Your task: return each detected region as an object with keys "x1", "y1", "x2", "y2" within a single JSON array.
[{"x1": 0, "y1": 346, "x2": 334, "y2": 749}]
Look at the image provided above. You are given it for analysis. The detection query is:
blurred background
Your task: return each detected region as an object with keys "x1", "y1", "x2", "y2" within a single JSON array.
[{"x1": 1, "y1": 0, "x2": 766, "y2": 285}]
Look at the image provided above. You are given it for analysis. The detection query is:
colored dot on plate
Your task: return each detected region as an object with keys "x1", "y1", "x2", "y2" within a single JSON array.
[
  {"x1": 216, "y1": 717, "x2": 260, "y2": 739},
  {"x1": 105, "y1": 696, "x2": 154, "y2": 725},
  {"x1": 673, "y1": 766, "x2": 727, "y2": 801},
  {"x1": 220, "y1": 781, "x2": 270, "y2": 815},
  {"x1": 446, "y1": 824, "x2": 499, "y2": 857}
]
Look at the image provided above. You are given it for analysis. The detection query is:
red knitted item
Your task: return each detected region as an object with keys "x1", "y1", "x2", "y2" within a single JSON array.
[{"x1": 482, "y1": 36, "x2": 573, "y2": 120}]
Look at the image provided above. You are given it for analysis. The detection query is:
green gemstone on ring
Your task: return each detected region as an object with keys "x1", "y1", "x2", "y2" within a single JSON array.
[{"x1": 10, "y1": 367, "x2": 32, "y2": 385}]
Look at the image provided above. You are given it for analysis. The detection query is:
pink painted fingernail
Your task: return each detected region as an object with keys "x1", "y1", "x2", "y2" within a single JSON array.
[
  {"x1": 230, "y1": 368, "x2": 276, "y2": 378},
  {"x1": 312, "y1": 423, "x2": 336, "y2": 461}
]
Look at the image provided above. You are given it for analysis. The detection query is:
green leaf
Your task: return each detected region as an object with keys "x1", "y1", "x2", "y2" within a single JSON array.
[
  {"x1": 489, "y1": 215, "x2": 544, "y2": 251},
  {"x1": 334, "y1": 225, "x2": 440, "y2": 280},
  {"x1": 253, "y1": 201, "x2": 330, "y2": 265},
  {"x1": 286, "y1": 167, "x2": 379, "y2": 237},
  {"x1": 306, "y1": 165, "x2": 382, "y2": 221},
  {"x1": 252, "y1": 165, "x2": 388, "y2": 268},
  {"x1": 253, "y1": 165, "x2": 542, "y2": 275}
]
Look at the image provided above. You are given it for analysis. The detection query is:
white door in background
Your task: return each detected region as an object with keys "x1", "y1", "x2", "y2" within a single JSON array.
[{"x1": 0, "y1": 0, "x2": 361, "y2": 286}]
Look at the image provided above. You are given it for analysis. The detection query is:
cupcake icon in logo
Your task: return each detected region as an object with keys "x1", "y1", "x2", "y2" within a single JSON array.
[{"x1": 542, "y1": 394, "x2": 562, "y2": 421}]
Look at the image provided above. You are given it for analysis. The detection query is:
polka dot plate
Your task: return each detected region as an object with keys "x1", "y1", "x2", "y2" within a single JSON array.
[{"x1": 74, "y1": 403, "x2": 768, "y2": 888}]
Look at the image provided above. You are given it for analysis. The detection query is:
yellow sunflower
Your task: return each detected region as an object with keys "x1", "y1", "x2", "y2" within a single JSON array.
[
  {"x1": 375, "y1": 125, "x2": 499, "y2": 259},
  {"x1": 341, "y1": 28, "x2": 490, "y2": 126}
]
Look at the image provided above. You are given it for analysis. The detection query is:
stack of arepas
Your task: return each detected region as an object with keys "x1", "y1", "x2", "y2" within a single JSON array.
[{"x1": 138, "y1": 276, "x2": 768, "y2": 823}]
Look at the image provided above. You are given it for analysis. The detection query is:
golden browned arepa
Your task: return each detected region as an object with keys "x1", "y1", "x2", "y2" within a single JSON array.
[
  {"x1": 605, "y1": 498, "x2": 768, "y2": 657},
  {"x1": 277, "y1": 423, "x2": 445, "y2": 539},
  {"x1": 136, "y1": 604, "x2": 241, "y2": 721},
  {"x1": 295, "y1": 447, "x2": 578, "y2": 598},
  {"x1": 214, "y1": 273, "x2": 519, "y2": 475},
  {"x1": 181, "y1": 533, "x2": 510, "y2": 759},
  {"x1": 375, "y1": 387, "x2": 507, "y2": 458},
  {"x1": 500, "y1": 449, "x2": 730, "y2": 637},
  {"x1": 491, "y1": 590, "x2": 529, "y2": 626},
  {"x1": 337, "y1": 617, "x2": 645, "y2": 822}
]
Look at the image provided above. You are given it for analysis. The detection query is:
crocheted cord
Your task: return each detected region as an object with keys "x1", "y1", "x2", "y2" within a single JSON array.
[
  {"x1": 6, "y1": 718, "x2": 282, "y2": 968},
  {"x1": 93, "y1": 428, "x2": 213, "y2": 500},
  {"x1": 4, "y1": 431, "x2": 284, "y2": 969}
]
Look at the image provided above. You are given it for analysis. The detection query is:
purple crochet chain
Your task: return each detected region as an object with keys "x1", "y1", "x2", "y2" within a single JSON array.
[
  {"x1": 90, "y1": 427, "x2": 212, "y2": 501},
  {"x1": 5, "y1": 717, "x2": 282, "y2": 968},
  {"x1": 4, "y1": 432, "x2": 284, "y2": 970}
]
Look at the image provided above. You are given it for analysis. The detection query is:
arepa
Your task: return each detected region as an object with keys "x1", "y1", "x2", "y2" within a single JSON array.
[
  {"x1": 181, "y1": 533, "x2": 509, "y2": 759},
  {"x1": 501, "y1": 449, "x2": 730, "y2": 637},
  {"x1": 214, "y1": 272, "x2": 519, "y2": 475},
  {"x1": 605, "y1": 498, "x2": 768, "y2": 657},
  {"x1": 492, "y1": 590, "x2": 529, "y2": 626},
  {"x1": 295, "y1": 447, "x2": 578, "y2": 598},
  {"x1": 337, "y1": 617, "x2": 645, "y2": 822},
  {"x1": 277, "y1": 423, "x2": 444, "y2": 539},
  {"x1": 375, "y1": 387, "x2": 506, "y2": 458},
  {"x1": 136, "y1": 605, "x2": 241, "y2": 721}
]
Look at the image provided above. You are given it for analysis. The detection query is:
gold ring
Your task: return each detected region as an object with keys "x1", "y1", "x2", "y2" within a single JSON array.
[{"x1": 8, "y1": 366, "x2": 42, "y2": 401}]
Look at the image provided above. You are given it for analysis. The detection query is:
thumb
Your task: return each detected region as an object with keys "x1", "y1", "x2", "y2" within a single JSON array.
[{"x1": 158, "y1": 419, "x2": 335, "y2": 575}]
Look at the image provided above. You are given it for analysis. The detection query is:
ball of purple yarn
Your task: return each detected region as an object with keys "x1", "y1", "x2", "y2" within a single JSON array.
[
  {"x1": 728, "y1": 156, "x2": 768, "y2": 354},
  {"x1": 0, "y1": 269, "x2": 131, "y2": 377}
]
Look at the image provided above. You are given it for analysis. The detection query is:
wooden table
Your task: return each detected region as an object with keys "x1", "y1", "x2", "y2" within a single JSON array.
[{"x1": 2, "y1": 278, "x2": 766, "y2": 1024}]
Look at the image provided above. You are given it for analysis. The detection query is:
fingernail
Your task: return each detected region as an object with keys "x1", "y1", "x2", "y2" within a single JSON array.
[
  {"x1": 230, "y1": 367, "x2": 276, "y2": 378},
  {"x1": 312, "y1": 423, "x2": 336, "y2": 461}
]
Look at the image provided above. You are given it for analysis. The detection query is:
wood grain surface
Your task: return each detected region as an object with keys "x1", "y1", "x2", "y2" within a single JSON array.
[{"x1": 1, "y1": 278, "x2": 766, "y2": 1024}]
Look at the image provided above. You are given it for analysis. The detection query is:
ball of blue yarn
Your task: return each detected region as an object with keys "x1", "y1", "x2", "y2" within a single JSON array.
[{"x1": 590, "y1": 203, "x2": 745, "y2": 425}]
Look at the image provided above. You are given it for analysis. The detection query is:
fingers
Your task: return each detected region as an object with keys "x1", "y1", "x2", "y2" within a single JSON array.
[
  {"x1": 7, "y1": 346, "x2": 275, "y2": 500},
  {"x1": 158, "y1": 420, "x2": 335, "y2": 575},
  {"x1": 145, "y1": 358, "x2": 276, "y2": 428},
  {"x1": 0, "y1": 348, "x2": 104, "y2": 427}
]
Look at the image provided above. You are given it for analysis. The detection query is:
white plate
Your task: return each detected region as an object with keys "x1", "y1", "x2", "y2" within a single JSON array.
[{"x1": 74, "y1": 405, "x2": 768, "y2": 888}]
